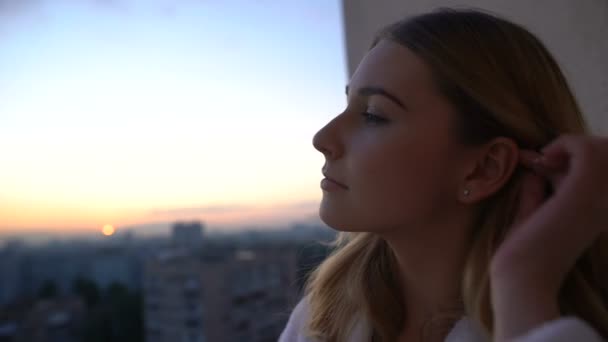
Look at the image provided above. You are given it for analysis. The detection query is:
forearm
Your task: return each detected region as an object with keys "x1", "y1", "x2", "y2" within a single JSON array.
[{"x1": 491, "y1": 273, "x2": 560, "y2": 341}]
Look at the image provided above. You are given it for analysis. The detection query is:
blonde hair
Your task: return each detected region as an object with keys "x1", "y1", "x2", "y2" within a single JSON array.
[{"x1": 303, "y1": 9, "x2": 608, "y2": 341}]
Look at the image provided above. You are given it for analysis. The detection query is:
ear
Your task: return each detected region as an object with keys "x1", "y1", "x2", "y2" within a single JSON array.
[{"x1": 459, "y1": 137, "x2": 519, "y2": 204}]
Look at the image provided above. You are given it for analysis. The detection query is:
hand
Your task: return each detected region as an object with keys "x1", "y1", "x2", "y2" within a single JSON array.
[{"x1": 489, "y1": 135, "x2": 608, "y2": 341}]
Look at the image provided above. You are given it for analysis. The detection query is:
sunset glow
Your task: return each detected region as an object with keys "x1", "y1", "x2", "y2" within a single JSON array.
[
  {"x1": 102, "y1": 224, "x2": 115, "y2": 236},
  {"x1": 0, "y1": 1, "x2": 345, "y2": 238}
]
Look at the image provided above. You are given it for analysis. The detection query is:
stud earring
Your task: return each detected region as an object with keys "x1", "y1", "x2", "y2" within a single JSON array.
[{"x1": 463, "y1": 189, "x2": 470, "y2": 196}]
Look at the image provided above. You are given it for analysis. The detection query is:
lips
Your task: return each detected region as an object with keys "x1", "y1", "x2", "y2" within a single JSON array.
[{"x1": 322, "y1": 172, "x2": 348, "y2": 189}]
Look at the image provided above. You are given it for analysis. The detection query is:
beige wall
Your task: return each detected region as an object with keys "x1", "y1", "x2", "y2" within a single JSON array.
[{"x1": 342, "y1": 0, "x2": 608, "y2": 133}]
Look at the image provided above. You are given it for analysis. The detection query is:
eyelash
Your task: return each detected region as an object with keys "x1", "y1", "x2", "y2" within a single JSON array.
[{"x1": 361, "y1": 111, "x2": 388, "y2": 125}]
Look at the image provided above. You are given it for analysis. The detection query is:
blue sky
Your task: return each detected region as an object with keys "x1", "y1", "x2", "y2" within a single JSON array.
[{"x1": 0, "y1": 0, "x2": 347, "y2": 236}]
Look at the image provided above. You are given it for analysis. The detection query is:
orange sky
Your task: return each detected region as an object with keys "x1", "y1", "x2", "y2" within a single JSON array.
[
  {"x1": 0, "y1": 197, "x2": 321, "y2": 236},
  {"x1": 0, "y1": 1, "x2": 344, "y2": 238}
]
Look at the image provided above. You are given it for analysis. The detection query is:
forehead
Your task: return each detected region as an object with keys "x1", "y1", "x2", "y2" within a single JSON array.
[{"x1": 348, "y1": 40, "x2": 437, "y2": 101}]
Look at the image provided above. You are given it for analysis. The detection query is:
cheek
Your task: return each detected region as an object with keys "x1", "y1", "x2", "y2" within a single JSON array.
[{"x1": 349, "y1": 136, "x2": 457, "y2": 228}]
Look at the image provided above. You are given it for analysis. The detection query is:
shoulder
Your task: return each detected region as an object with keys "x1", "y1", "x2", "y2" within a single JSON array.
[
  {"x1": 512, "y1": 317, "x2": 604, "y2": 342},
  {"x1": 445, "y1": 317, "x2": 488, "y2": 342},
  {"x1": 281, "y1": 303, "x2": 604, "y2": 342},
  {"x1": 445, "y1": 316, "x2": 604, "y2": 342},
  {"x1": 278, "y1": 296, "x2": 373, "y2": 342},
  {"x1": 278, "y1": 297, "x2": 315, "y2": 342}
]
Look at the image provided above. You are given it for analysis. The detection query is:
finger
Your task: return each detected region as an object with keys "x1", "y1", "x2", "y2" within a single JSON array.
[
  {"x1": 540, "y1": 136, "x2": 574, "y2": 171},
  {"x1": 519, "y1": 150, "x2": 543, "y2": 169},
  {"x1": 540, "y1": 150, "x2": 569, "y2": 172},
  {"x1": 511, "y1": 171, "x2": 547, "y2": 228},
  {"x1": 519, "y1": 150, "x2": 561, "y2": 182},
  {"x1": 520, "y1": 143, "x2": 569, "y2": 184}
]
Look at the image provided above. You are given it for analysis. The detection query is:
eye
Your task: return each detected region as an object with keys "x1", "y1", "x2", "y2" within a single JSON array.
[{"x1": 361, "y1": 111, "x2": 388, "y2": 125}]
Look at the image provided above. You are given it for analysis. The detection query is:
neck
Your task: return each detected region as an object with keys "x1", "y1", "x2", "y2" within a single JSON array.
[{"x1": 380, "y1": 212, "x2": 473, "y2": 333}]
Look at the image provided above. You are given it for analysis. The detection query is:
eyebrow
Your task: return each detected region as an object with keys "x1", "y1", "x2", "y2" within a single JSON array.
[{"x1": 345, "y1": 85, "x2": 408, "y2": 110}]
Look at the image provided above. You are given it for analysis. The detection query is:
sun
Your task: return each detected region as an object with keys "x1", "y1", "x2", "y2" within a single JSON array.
[{"x1": 102, "y1": 224, "x2": 115, "y2": 236}]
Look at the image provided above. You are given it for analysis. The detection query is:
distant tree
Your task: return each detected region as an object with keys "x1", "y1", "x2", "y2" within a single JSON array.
[
  {"x1": 37, "y1": 279, "x2": 58, "y2": 299},
  {"x1": 72, "y1": 276, "x2": 101, "y2": 308},
  {"x1": 80, "y1": 282, "x2": 143, "y2": 342},
  {"x1": 106, "y1": 283, "x2": 143, "y2": 342},
  {"x1": 106, "y1": 283, "x2": 129, "y2": 300},
  {"x1": 295, "y1": 243, "x2": 332, "y2": 292}
]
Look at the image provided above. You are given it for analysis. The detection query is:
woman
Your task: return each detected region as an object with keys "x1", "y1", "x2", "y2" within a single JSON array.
[{"x1": 279, "y1": 8, "x2": 608, "y2": 342}]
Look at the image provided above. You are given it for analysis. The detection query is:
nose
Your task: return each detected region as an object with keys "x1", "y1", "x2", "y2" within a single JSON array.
[{"x1": 312, "y1": 115, "x2": 344, "y2": 161}]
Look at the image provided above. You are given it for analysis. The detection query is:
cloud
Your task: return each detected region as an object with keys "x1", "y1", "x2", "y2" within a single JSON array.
[
  {"x1": 0, "y1": 0, "x2": 180, "y2": 16},
  {"x1": 149, "y1": 204, "x2": 253, "y2": 216},
  {"x1": 0, "y1": 0, "x2": 40, "y2": 15},
  {"x1": 148, "y1": 201, "x2": 319, "y2": 216},
  {"x1": 281, "y1": 200, "x2": 319, "y2": 210}
]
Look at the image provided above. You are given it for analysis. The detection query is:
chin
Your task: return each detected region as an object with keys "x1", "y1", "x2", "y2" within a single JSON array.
[{"x1": 319, "y1": 203, "x2": 370, "y2": 233}]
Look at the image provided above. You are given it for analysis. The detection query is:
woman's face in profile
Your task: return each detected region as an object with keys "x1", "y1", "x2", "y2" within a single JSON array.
[{"x1": 313, "y1": 39, "x2": 473, "y2": 236}]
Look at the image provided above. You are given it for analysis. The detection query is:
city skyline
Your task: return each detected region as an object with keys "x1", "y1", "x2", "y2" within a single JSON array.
[{"x1": 0, "y1": 0, "x2": 347, "y2": 237}]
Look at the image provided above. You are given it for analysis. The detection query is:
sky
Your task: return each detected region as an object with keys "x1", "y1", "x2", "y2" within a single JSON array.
[{"x1": 0, "y1": 0, "x2": 348, "y2": 238}]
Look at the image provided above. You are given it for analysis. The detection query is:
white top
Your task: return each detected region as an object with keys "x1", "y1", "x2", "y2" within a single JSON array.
[{"x1": 279, "y1": 298, "x2": 604, "y2": 342}]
